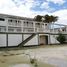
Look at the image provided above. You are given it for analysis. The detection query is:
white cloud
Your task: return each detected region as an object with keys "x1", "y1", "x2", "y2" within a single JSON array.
[
  {"x1": 0, "y1": 0, "x2": 49, "y2": 18},
  {"x1": 40, "y1": 2, "x2": 49, "y2": 9},
  {"x1": 46, "y1": 0, "x2": 65, "y2": 5},
  {"x1": 0, "y1": 0, "x2": 35, "y2": 17},
  {"x1": 52, "y1": 9, "x2": 67, "y2": 25},
  {"x1": 0, "y1": 0, "x2": 67, "y2": 25},
  {"x1": 40, "y1": 1, "x2": 55, "y2": 12}
]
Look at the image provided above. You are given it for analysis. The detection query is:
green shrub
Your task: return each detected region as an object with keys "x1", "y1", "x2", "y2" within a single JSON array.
[
  {"x1": 30, "y1": 58, "x2": 35, "y2": 64},
  {"x1": 56, "y1": 33, "x2": 66, "y2": 44}
]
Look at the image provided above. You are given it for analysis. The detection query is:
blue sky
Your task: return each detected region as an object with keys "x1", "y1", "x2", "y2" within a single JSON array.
[{"x1": 0, "y1": 0, "x2": 67, "y2": 24}]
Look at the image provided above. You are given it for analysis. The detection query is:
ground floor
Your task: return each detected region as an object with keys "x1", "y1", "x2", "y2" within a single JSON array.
[{"x1": 0, "y1": 33, "x2": 60, "y2": 47}]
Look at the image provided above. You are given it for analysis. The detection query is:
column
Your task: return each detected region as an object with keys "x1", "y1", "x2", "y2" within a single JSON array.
[
  {"x1": 33, "y1": 21, "x2": 35, "y2": 32},
  {"x1": 6, "y1": 18, "x2": 8, "y2": 32}
]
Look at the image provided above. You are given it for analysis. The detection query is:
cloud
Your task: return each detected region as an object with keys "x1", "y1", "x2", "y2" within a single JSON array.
[
  {"x1": 46, "y1": 0, "x2": 66, "y2": 5},
  {"x1": 40, "y1": 2, "x2": 49, "y2": 9},
  {"x1": 0, "y1": 0, "x2": 49, "y2": 18},
  {"x1": 52, "y1": 9, "x2": 67, "y2": 24},
  {"x1": 0, "y1": 0, "x2": 35, "y2": 17},
  {"x1": 0, "y1": 0, "x2": 67, "y2": 25},
  {"x1": 40, "y1": 1, "x2": 55, "y2": 12}
]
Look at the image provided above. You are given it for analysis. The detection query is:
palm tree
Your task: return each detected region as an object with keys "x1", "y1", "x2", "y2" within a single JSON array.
[
  {"x1": 43, "y1": 14, "x2": 58, "y2": 23},
  {"x1": 34, "y1": 14, "x2": 58, "y2": 23},
  {"x1": 43, "y1": 14, "x2": 58, "y2": 30},
  {"x1": 34, "y1": 15, "x2": 42, "y2": 22}
]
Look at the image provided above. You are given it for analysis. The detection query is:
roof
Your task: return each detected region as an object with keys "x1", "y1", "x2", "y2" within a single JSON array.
[{"x1": 0, "y1": 13, "x2": 34, "y2": 21}]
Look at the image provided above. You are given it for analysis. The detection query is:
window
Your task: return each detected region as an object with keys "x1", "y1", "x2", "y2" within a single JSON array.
[
  {"x1": 24, "y1": 21, "x2": 27, "y2": 26},
  {"x1": 45, "y1": 24, "x2": 47, "y2": 26},
  {"x1": 18, "y1": 21, "x2": 21, "y2": 23},
  {"x1": 15, "y1": 20, "x2": 17, "y2": 22},
  {"x1": 0, "y1": 18, "x2": 5, "y2": 21},
  {"x1": 18, "y1": 21, "x2": 21, "y2": 26},
  {"x1": 8, "y1": 20, "x2": 12, "y2": 22}
]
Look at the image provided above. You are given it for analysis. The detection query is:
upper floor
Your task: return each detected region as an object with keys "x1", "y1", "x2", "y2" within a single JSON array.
[{"x1": 0, "y1": 14, "x2": 67, "y2": 33}]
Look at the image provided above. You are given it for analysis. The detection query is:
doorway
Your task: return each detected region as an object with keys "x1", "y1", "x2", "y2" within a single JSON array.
[{"x1": 39, "y1": 35, "x2": 48, "y2": 45}]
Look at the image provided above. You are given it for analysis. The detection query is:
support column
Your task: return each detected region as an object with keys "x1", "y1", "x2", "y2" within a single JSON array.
[
  {"x1": 22, "y1": 34, "x2": 23, "y2": 41},
  {"x1": 6, "y1": 18, "x2": 8, "y2": 32},
  {"x1": 48, "y1": 34, "x2": 51, "y2": 44},
  {"x1": 6, "y1": 34, "x2": 8, "y2": 47},
  {"x1": 38, "y1": 34, "x2": 40, "y2": 45},
  {"x1": 33, "y1": 22, "x2": 35, "y2": 32},
  {"x1": 21, "y1": 20, "x2": 23, "y2": 32}
]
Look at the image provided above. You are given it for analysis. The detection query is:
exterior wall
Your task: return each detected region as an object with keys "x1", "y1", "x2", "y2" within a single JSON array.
[
  {"x1": 0, "y1": 33, "x2": 39, "y2": 47},
  {"x1": 23, "y1": 34, "x2": 32, "y2": 40},
  {"x1": 8, "y1": 34, "x2": 22, "y2": 46},
  {"x1": 24, "y1": 34, "x2": 38, "y2": 46},
  {"x1": 0, "y1": 18, "x2": 7, "y2": 26},
  {"x1": 0, "y1": 34, "x2": 6, "y2": 47},
  {"x1": 50, "y1": 35, "x2": 59, "y2": 44},
  {"x1": 0, "y1": 33, "x2": 23, "y2": 47},
  {"x1": 44, "y1": 23, "x2": 49, "y2": 30}
]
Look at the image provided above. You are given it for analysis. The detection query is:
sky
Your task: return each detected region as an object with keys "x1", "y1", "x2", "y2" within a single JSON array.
[{"x1": 0, "y1": 0, "x2": 67, "y2": 25}]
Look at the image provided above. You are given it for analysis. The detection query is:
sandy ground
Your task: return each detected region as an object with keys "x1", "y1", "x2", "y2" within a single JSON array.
[{"x1": 0, "y1": 45, "x2": 67, "y2": 67}]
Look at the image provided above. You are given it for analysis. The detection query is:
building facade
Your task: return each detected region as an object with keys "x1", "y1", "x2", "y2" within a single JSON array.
[{"x1": 0, "y1": 14, "x2": 67, "y2": 47}]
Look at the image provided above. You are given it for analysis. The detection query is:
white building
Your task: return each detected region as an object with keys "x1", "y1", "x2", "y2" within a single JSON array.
[{"x1": 0, "y1": 14, "x2": 67, "y2": 47}]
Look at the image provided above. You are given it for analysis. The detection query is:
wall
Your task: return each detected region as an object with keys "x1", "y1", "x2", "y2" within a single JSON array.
[
  {"x1": 0, "y1": 33, "x2": 39, "y2": 47},
  {"x1": 0, "y1": 18, "x2": 8, "y2": 26},
  {"x1": 23, "y1": 34, "x2": 38, "y2": 46},
  {"x1": 50, "y1": 35, "x2": 59, "y2": 44},
  {"x1": 0, "y1": 33, "x2": 23, "y2": 47},
  {"x1": 23, "y1": 34, "x2": 31, "y2": 40},
  {"x1": 8, "y1": 34, "x2": 22, "y2": 46},
  {"x1": 0, "y1": 34, "x2": 6, "y2": 47}
]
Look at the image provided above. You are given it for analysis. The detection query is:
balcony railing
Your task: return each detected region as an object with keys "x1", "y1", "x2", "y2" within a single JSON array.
[{"x1": 0, "y1": 25, "x2": 67, "y2": 34}]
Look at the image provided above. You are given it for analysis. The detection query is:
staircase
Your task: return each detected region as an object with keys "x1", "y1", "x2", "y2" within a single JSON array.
[{"x1": 18, "y1": 33, "x2": 36, "y2": 47}]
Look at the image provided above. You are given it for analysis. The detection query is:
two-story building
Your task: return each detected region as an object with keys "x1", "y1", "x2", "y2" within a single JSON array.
[{"x1": 0, "y1": 14, "x2": 67, "y2": 47}]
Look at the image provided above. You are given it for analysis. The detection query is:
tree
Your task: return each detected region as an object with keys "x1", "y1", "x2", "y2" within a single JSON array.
[
  {"x1": 43, "y1": 14, "x2": 58, "y2": 23},
  {"x1": 56, "y1": 33, "x2": 66, "y2": 44},
  {"x1": 34, "y1": 14, "x2": 58, "y2": 30},
  {"x1": 34, "y1": 14, "x2": 58, "y2": 23},
  {"x1": 34, "y1": 15, "x2": 42, "y2": 22},
  {"x1": 43, "y1": 14, "x2": 58, "y2": 30}
]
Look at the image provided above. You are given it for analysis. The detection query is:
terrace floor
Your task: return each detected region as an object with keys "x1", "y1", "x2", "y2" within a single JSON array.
[{"x1": 0, "y1": 45, "x2": 67, "y2": 67}]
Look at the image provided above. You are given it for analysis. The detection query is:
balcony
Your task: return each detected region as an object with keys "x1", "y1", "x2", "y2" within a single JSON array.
[
  {"x1": 0, "y1": 26, "x2": 6, "y2": 32},
  {"x1": 23, "y1": 28, "x2": 34, "y2": 33}
]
